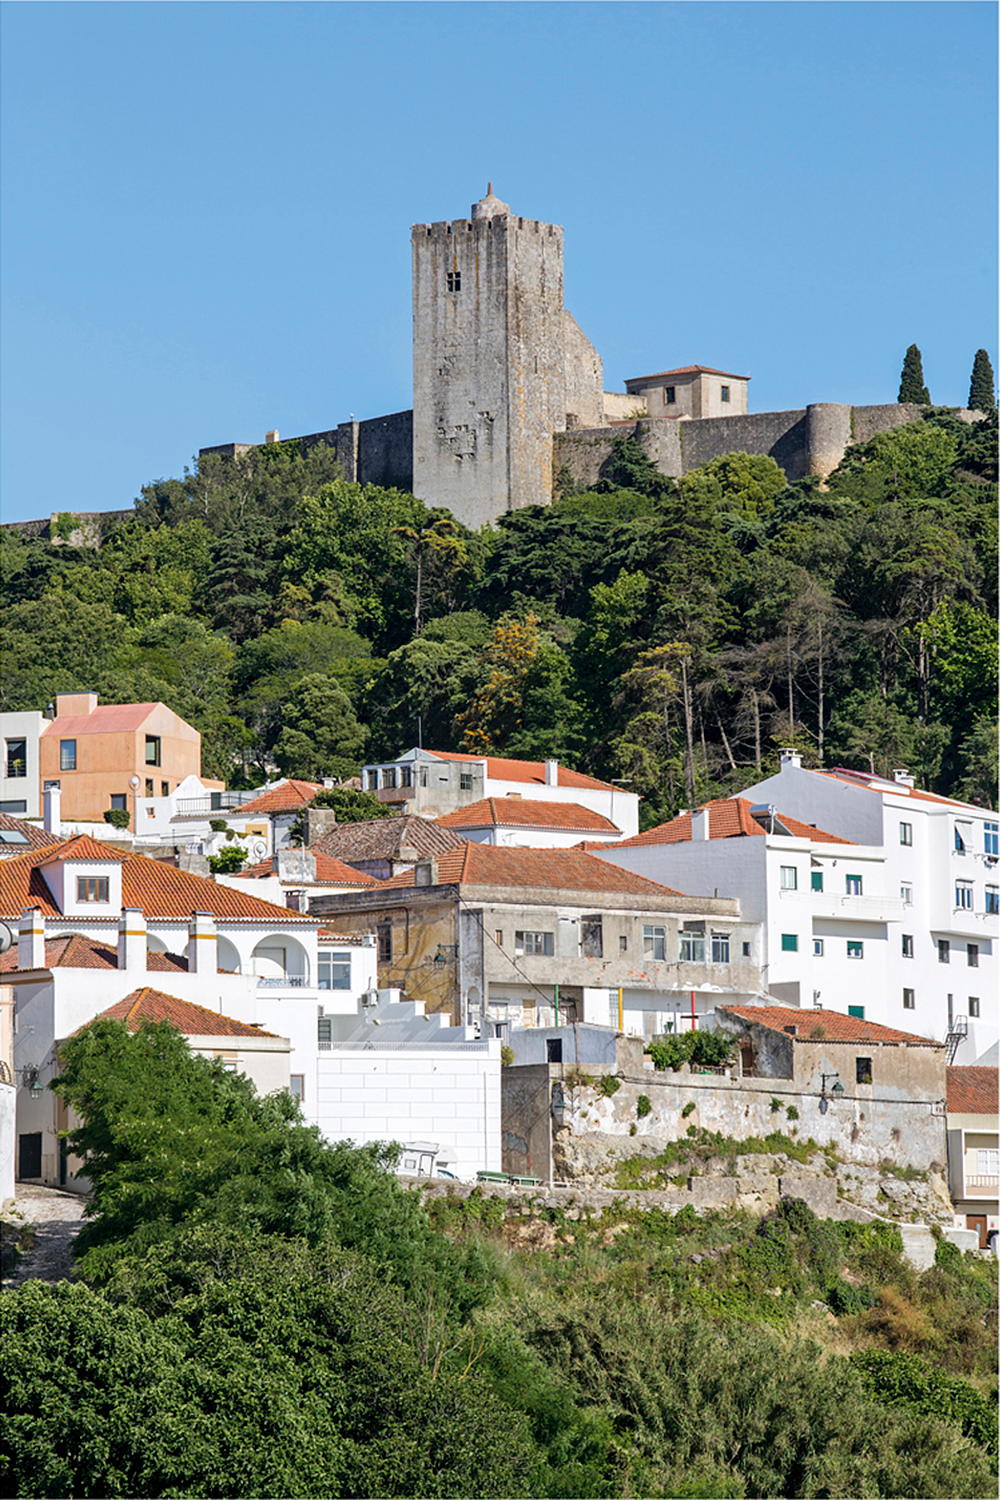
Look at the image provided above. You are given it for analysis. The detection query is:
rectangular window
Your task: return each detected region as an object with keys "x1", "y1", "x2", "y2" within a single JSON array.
[
  {"x1": 400, "y1": 766, "x2": 412, "y2": 788},
  {"x1": 643, "y1": 924, "x2": 666, "y2": 960},
  {"x1": 77, "y1": 877, "x2": 109, "y2": 903},
  {"x1": 955, "y1": 881, "x2": 973, "y2": 910},
  {"x1": 977, "y1": 1148, "x2": 999, "y2": 1175},
  {"x1": 494, "y1": 930, "x2": 503, "y2": 947},
  {"x1": 780, "y1": 933, "x2": 798, "y2": 952},
  {"x1": 580, "y1": 917, "x2": 603, "y2": 959},
  {"x1": 318, "y1": 952, "x2": 351, "y2": 990},
  {"x1": 60, "y1": 739, "x2": 77, "y2": 771},
  {"x1": 938, "y1": 940, "x2": 950, "y2": 963},
  {"x1": 459, "y1": 772, "x2": 474, "y2": 791},
  {"x1": 376, "y1": 922, "x2": 392, "y2": 963},
  {"x1": 742, "y1": 940, "x2": 752, "y2": 957},
  {"x1": 986, "y1": 886, "x2": 1000, "y2": 915},
  {"x1": 145, "y1": 778, "x2": 154, "y2": 796},
  {"x1": 4, "y1": 739, "x2": 26, "y2": 778},
  {"x1": 664, "y1": 385, "x2": 676, "y2": 404},
  {"x1": 899, "y1": 821, "x2": 913, "y2": 846},
  {"x1": 144, "y1": 735, "x2": 161, "y2": 766},
  {"x1": 969, "y1": 997, "x2": 980, "y2": 1018},
  {"x1": 847, "y1": 940, "x2": 864, "y2": 960},
  {"x1": 856, "y1": 1056, "x2": 873, "y2": 1085},
  {"x1": 0, "y1": 800, "x2": 27, "y2": 814},
  {"x1": 902, "y1": 988, "x2": 915, "y2": 1009},
  {"x1": 810, "y1": 871, "x2": 824, "y2": 892},
  {"x1": 901, "y1": 934, "x2": 914, "y2": 958},
  {"x1": 780, "y1": 865, "x2": 798, "y2": 891},
  {"x1": 845, "y1": 874, "x2": 863, "y2": 896},
  {"x1": 110, "y1": 793, "x2": 127, "y2": 811},
  {"x1": 317, "y1": 1016, "x2": 332, "y2": 1049},
  {"x1": 848, "y1": 1005, "x2": 866, "y2": 1020},
  {"x1": 161, "y1": 781, "x2": 169, "y2": 796},
  {"x1": 813, "y1": 938, "x2": 824, "y2": 956},
  {"x1": 515, "y1": 930, "x2": 554, "y2": 957},
  {"x1": 900, "y1": 882, "x2": 913, "y2": 905},
  {"x1": 419, "y1": 767, "x2": 428, "y2": 787},
  {"x1": 967, "y1": 943, "x2": 979, "y2": 968},
  {"x1": 954, "y1": 823, "x2": 969, "y2": 852},
  {"x1": 710, "y1": 930, "x2": 734, "y2": 966},
  {"x1": 366, "y1": 770, "x2": 379, "y2": 791},
  {"x1": 619, "y1": 934, "x2": 628, "y2": 953},
  {"x1": 985, "y1": 822, "x2": 999, "y2": 856},
  {"x1": 446, "y1": 270, "x2": 461, "y2": 292},
  {"x1": 680, "y1": 929, "x2": 706, "y2": 963},
  {"x1": 720, "y1": 385, "x2": 731, "y2": 402},
  {"x1": 289, "y1": 1074, "x2": 304, "y2": 1102},
  {"x1": 382, "y1": 768, "x2": 397, "y2": 789}
]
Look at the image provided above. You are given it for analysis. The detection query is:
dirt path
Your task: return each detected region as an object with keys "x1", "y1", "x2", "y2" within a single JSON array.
[{"x1": 2, "y1": 1183, "x2": 88, "y2": 1289}]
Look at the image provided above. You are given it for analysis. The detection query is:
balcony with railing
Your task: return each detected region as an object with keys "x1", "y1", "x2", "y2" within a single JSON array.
[
  {"x1": 175, "y1": 790, "x2": 264, "y2": 817},
  {"x1": 781, "y1": 888, "x2": 905, "y2": 922}
]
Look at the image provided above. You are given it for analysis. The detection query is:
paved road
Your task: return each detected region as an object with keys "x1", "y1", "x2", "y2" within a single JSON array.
[{"x1": 3, "y1": 1184, "x2": 88, "y2": 1288}]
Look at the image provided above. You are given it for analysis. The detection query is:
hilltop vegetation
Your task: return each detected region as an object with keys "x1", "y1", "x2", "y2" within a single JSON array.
[
  {"x1": 2, "y1": 410, "x2": 996, "y2": 823},
  {"x1": 2, "y1": 1021, "x2": 996, "y2": 1499}
]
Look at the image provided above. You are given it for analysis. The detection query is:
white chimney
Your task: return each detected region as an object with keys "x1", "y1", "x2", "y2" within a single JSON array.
[
  {"x1": 42, "y1": 781, "x2": 62, "y2": 835},
  {"x1": 892, "y1": 768, "x2": 915, "y2": 788},
  {"x1": 187, "y1": 910, "x2": 218, "y2": 974},
  {"x1": 690, "y1": 807, "x2": 710, "y2": 841},
  {"x1": 544, "y1": 758, "x2": 559, "y2": 787},
  {"x1": 18, "y1": 908, "x2": 46, "y2": 970},
  {"x1": 117, "y1": 907, "x2": 147, "y2": 973},
  {"x1": 413, "y1": 859, "x2": 438, "y2": 887},
  {"x1": 779, "y1": 748, "x2": 801, "y2": 769}
]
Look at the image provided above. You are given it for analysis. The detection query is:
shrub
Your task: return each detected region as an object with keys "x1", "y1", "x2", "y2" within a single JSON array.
[
  {"x1": 599, "y1": 1075, "x2": 621, "y2": 1097},
  {"x1": 500, "y1": 1045, "x2": 514, "y2": 1068},
  {"x1": 681, "y1": 1101, "x2": 696, "y2": 1119},
  {"x1": 208, "y1": 818, "x2": 229, "y2": 832},
  {"x1": 646, "y1": 1032, "x2": 734, "y2": 1072},
  {"x1": 102, "y1": 808, "x2": 130, "y2": 830},
  {"x1": 851, "y1": 1348, "x2": 997, "y2": 1453},
  {"x1": 785, "y1": 1105, "x2": 799, "y2": 1121},
  {"x1": 636, "y1": 1095, "x2": 652, "y2": 1118},
  {"x1": 207, "y1": 844, "x2": 248, "y2": 874},
  {"x1": 827, "y1": 1278, "x2": 878, "y2": 1316},
  {"x1": 769, "y1": 1097, "x2": 782, "y2": 1113}
]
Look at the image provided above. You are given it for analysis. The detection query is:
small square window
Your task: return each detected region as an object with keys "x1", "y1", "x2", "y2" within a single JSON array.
[
  {"x1": 781, "y1": 933, "x2": 798, "y2": 952},
  {"x1": 901, "y1": 934, "x2": 914, "y2": 958},
  {"x1": 446, "y1": 270, "x2": 462, "y2": 292},
  {"x1": 847, "y1": 940, "x2": 864, "y2": 960},
  {"x1": 720, "y1": 384, "x2": 731, "y2": 402},
  {"x1": 664, "y1": 385, "x2": 676, "y2": 404},
  {"x1": 60, "y1": 739, "x2": 77, "y2": 771},
  {"x1": 902, "y1": 988, "x2": 915, "y2": 1010},
  {"x1": 813, "y1": 938, "x2": 824, "y2": 957},
  {"x1": 77, "y1": 876, "x2": 110, "y2": 903},
  {"x1": 938, "y1": 940, "x2": 950, "y2": 964},
  {"x1": 459, "y1": 772, "x2": 474, "y2": 791},
  {"x1": 969, "y1": 996, "x2": 980, "y2": 1018},
  {"x1": 780, "y1": 865, "x2": 797, "y2": 891},
  {"x1": 967, "y1": 943, "x2": 979, "y2": 968},
  {"x1": 144, "y1": 735, "x2": 161, "y2": 766},
  {"x1": 109, "y1": 794, "x2": 127, "y2": 811},
  {"x1": 899, "y1": 821, "x2": 913, "y2": 846},
  {"x1": 680, "y1": 929, "x2": 706, "y2": 963},
  {"x1": 855, "y1": 1056, "x2": 873, "y2": 1085},
  {"x1": 845, "y1": 874, "x2": 863, "y2": 896},
  {"x1": 810, "y1": 871, "x2": 824, "y2": 892}
]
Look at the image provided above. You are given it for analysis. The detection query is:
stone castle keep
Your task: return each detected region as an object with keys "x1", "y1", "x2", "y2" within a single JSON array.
[{"x1": 201, "y1": 187, "x2": 946, "y2": 529}]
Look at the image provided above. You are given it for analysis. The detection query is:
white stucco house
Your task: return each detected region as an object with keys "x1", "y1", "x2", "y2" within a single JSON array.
[{"x1": 435, "y1": 795, "x2": 626, "y2": 848}]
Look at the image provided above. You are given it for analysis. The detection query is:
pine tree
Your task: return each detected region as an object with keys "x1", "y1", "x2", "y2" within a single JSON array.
[
  {"x1": 968, "y1": 349, "x2": 996, "y2": 412},
  {"x1": 898, "y1": 344, "x2": 930, "y2": 404}
]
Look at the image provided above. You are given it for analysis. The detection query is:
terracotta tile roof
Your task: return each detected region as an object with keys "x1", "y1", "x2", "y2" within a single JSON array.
[
  {"x1": 818, "y1": 768, "x2": 987, "y2": 812},
  {"x1": 0, "y1": 812, "x2": 54, "y2": 853},
  {"x1": 610, "y1": 798, "x2": 851, "y2": 848},
  {"x1": 94, "y1": 987, "x2": 280, "y2": 1038},
  {"x1": 0, "y1": 838, "x2": 314, "y2": 922},
  {"x1": 626, "y1": 365, "x2": 750, "y2": 382},
  {"x1": 719, "y1": 1004, "x2": 941, "y2": 1047},
  {"x1": 41, "y1": 702, "x2": 161, "y2": 735},
  {"x1": 378, "y1": 843, "x2": 685, "y2": 897},
  {"x1": 436, "y1": 797, "x2": 620, "y2": 833},
  {"x1": 232, "y1": 780, "x2": 324, "y2": 817},
  {"x1": 422, "y1": 750, "x2": 622, "y2": 794},
  {"x1": 235, "y1": 851, "x2": 379, "y2": 886},
  {"x1": 946, "y1": 1066, "x2": 998, "y2": 1115},
  {"x1": 0, "y1": 934, "x2": 187, "y2": 974},
  {"x1": 37, "y1": 834, "x2": 128, "y2": 865},
  {"x1": 313, "y1": 815, "x2": 467, "y2": 863}
]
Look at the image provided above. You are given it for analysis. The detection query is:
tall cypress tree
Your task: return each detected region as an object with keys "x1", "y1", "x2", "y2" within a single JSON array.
[
  {"x1": 898, "y1": 344, "x2": 931, "y2": 404},
  {"x1": 968, "y1": 349, "x2": 996, "y2": 412}
]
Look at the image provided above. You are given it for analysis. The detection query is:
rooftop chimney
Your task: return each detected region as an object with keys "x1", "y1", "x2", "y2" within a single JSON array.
[
  {"x1": 690, "y1": 807, "x2": 710, "y2": 841},
  {"x1": 18, "y1": 908, "x2": 46, "y2": 971},
  {"x1": 187, "y1": 910, "x2": 218, "y2": 975},
  {"x1": 892, "y1": 768, "x2": 915, "y2": 788},
  {"x1": 413, "y1": 859, "x2": 438, "y2": 887},
  {"x1": 779, "y1": 748, "x2": 801, "y2": 769},
  {"x1": 54, "y1": 692, "x2": 98, "y2": 717},
  {"x1": 544, "y1": 758, "x2": 559, "y2": 787},
  {"x1": 117, "y1": 907, "x2": 147, "y2": 973},
  {"x1": 42, "y1": 781, "x2": 62, "y2": 835}
]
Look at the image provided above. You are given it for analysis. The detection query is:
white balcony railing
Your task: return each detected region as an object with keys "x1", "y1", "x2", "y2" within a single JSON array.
[
  {"x1": 257, "y1": 975, "x2": 308, "y2": 989},
  {"x1": 783, "y1": 889, "x2": 906, "y2": 922},
  {"x1": 965, "y1": 1175, "x2": 999, "y2": 1191}
]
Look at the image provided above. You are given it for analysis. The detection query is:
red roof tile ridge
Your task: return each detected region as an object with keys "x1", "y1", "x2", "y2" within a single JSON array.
[
  {"x1": 37, "y1": 834, "x2": 128, "y2": 865},
  {"x1": 720, "y1": 1003, "x2": 939, "y2": 1047}
]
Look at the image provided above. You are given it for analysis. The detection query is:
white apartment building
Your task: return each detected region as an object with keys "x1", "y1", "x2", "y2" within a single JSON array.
[
  {"x1": 361, "y1": 749, "x2": 640, "y2": 838},
  {"x1": 0, "y1": 711, "x2": 45, "y2": 819},
  {"x1": 740, "y1": 754, "x2": 998, "y2": 1065}
]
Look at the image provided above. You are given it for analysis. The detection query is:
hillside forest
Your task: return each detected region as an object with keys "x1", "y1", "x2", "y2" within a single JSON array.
[
  {"x1": 2, "y1": 1020, "x2": 996, "y2": 1499},
  {"x1": 2, "y1": 409, "x2": 996, "y2": 823}
]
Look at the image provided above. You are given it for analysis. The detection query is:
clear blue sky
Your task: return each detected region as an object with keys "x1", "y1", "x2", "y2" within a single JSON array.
[{"x1": 2, "y1": 1, "x2": 996, "y2": 523}]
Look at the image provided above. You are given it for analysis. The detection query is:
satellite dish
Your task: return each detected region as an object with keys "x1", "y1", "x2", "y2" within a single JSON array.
[{"x1": 0, "y1": 920, "x2": 13, "y2": 954}]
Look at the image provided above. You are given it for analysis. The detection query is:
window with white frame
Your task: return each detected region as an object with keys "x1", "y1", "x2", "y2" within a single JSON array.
[
  {"x1": 900, "y1": 882, "x2": 913, "y2": 905},
  {"x1": 899, "y1": 821, "x2": 913, "y2": 846},
  {"x1": 289, "y1": 1075, "x2": 305, "y2": 1101},
  {"x1": 780, "y1": 866, "x2": 797, "y2": 891},
  {"x1": 366, "y1": 770, "x2": 378, "y2": 790},
  {"x1": 711, "y1": 931, "x2": 730, "y2": 964},
  {"x1": 847, "y1": 940, "x2": 864, "y2": 960},
  {"x1": 986, "y1": 886, "x2": 999, "y2": 915},
  {"x1": 77, "y1": 877, "x2": 109, "y2": 903},
  {"x1": 400, "y1": 766, "x2": 412, "y2": 788},
  {"x1": 977, "y1": 1148, "x2": 999, "y2": 1176},
  {"x1": 984, "y1": 822, "x2": 998, "y2": 856},
  {"x1": 845, "y1": 874, "x2": 863, "y2": 896},
  {"x1": 318, "y1": 952, "x2": 351, "y2": 989},
  {"x1": 954, "y1": 822, "x2": 971, "y2": 852},
  {"x1": 680, "y1": 928, "x2": 706, "y2": 963},
  {"x1": 643, "y1": 925, "x2": 666, "y2": 960},
  {"x1": 382, "y1": 767, "x2": 397, "y2": 789},
  {"x1": 813, "y1": 938, "x2": 824, "y2": 957},
  {"x1": 459, "y1": 772, "x2": 474, "y2": 791},
  {"x1": 515, "y1": 930, "x2": 553, "y2": 957},
  {"x1": 955, "y1": 881, "x2": 973, "y2": 910}
]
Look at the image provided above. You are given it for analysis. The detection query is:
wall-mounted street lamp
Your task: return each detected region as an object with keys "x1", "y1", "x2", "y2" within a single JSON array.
[
  {"x1": 432, "y1": 944, "x2": 458, "y2": 966},
  {"x1": 818, "y1": 1071, "x2": 845, "y2": 1114}
]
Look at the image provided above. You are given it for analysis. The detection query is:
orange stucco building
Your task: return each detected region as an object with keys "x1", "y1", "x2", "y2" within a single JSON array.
[{"x1": 38, "y1": 694, "x2": 206, "y2": 824}]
